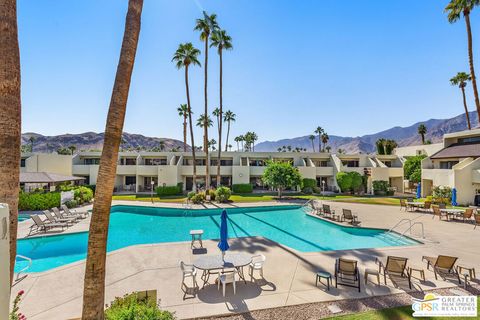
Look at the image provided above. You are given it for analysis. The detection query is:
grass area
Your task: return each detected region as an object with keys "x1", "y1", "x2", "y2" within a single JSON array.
[
  {"x1": 328, "y1": 298, "x2": 479, "y2": 320},
  {"x1": 331, "y1": 197, "x2": 401, "y2": 206}
]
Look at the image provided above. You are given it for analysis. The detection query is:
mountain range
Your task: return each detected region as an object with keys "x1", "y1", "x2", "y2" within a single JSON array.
[
  {"x1": 22, "y1": 111, "x2": 479, "y2": 154},
  {"x1": 255, "y1": 111, "x2": 479, "y2": 154}
]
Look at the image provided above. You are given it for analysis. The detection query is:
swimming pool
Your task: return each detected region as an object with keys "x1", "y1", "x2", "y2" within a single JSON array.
[{"x1": 16, "y1": 205, "x2": 419, "y2": 273}]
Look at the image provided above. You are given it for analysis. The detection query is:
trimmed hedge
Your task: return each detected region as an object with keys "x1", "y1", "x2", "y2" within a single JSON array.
[
  {"x1": 232, "y1": 183, "x2": 253, "y2": 193},
  {"x1": 302, "y1": 178, "x2": 316, "y2": 188},
  {"x1": 19, "y1": 192, "x2": 61, "y2": 211},
  {"x1": 155, "y1": 185, "x2": 182, "y2": 196}
]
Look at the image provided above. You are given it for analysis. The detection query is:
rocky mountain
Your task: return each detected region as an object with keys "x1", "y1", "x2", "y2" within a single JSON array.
[
  {"x1": 255, "y1": 111, "x2": 479, "y2": 154},
  {"x1": 21, "y1": 132, "x2": 189, "y2": 153}
]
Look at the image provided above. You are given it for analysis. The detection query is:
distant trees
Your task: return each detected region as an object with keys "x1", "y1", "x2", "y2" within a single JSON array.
[
  {"x1": 177, "y1": 104, "x2": 189, "y2": 151},
  {"x1": 336, "y1": 171, "x2": 363, "y2": 194},
  {"x1": 417, "y1": 124, "x2": 427, "y2": 144},
  {"x1": 375, "y1": 139, "x2": 397, "y2": 155},
  {"x1": 309, "y1": 135, "x2": 316, "y2": 152},
  {"x1": 450, "y1": 72, "x2": 472, "y2": 129}
]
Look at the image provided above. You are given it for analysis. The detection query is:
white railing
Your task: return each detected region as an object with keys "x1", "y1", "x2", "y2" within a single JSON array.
[{"x1": 15, "y1": 255, "x2": 32, "y2": 282}]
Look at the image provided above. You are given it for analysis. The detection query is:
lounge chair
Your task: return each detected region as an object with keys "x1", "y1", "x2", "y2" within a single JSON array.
[
  {"x1": 61, "y1": 204, "x2": 88, "y2": 219},
  {"x1": 29, "y1": 215, "x2": 68, "y2": 235},
  {"x1": 312, "y1": 200, "x2": 323, "y2": 216},
  {"x1": 334, "y1": 258, "x2": 361, "y2": 292},
  {"x1": 399, "y1": 199, "x2": 407, "y2": 211},
  {"x1": 474, "y1": 214, "x2": 480, "y2": 229},
  {"x1": 341, "y1": 209, "x2": 359, "y2": 224},
  {"x1": 432, "y1": 205, "x2": 449, "y2": 221},
  {"x1": 43, "y1": 210, "x2": 75, "y2": 226},
  {"x1": 453, "y1": 208, "x2": 474, "y2": 223},
  {"x1": 322, "y1": 204, "x2": 335, "y2": 219},
  {"x1": 376, "y1": 256, "x2": 411, "y2": 289},
  {"x1": 438, "y1": 203, "x2": 447, "y2": 209},
  {"x1": 422, "y1": 255, "x2": 460, "y2": 284},
  {"x1": 422, "y1": 201, "x2": 432, "y2": 213},
  {"x1": 52, "y1": 207, "x2": 80, "y2": 221}
]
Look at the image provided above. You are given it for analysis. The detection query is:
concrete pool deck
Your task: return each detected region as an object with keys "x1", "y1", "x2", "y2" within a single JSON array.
[{"x1": 13, "y1": 200, "x2": 480, "y2": 319}]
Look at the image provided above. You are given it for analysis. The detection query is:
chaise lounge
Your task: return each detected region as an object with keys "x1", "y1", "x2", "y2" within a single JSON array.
[
  {"x1": 334, "y1": 258, "x2": 361, "y2": 292},
  {"x1": 376, "y1": 256, "x2": 411, "y2": 289},
  {"x1": 29, "y1": 214, "x2": 68, "y2": 235},
  {"x1": 422, "y1": 255, "x2": 460, "y2": 284}
]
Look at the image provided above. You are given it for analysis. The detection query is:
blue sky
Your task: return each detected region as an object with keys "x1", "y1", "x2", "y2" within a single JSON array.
[{"x1": 18, "y1": 0, "x2": 479, "y2": 142}]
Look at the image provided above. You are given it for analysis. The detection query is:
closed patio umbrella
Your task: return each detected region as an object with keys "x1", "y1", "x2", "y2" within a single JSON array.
[
  {"x1": 217, "y1": 209, "x2": 230, "y2": 259},
  {"x1": 451, "y1": 188, "x2": 458, "y2": 207},
  {"x1": 416, "y1": 183, "x2": 421, "y2": 199}
]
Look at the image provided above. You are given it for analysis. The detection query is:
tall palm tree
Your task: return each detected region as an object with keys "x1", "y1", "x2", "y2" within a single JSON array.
[
  {"x1": 29, "y1": 136, "x2": 36, "y2": 152},
  {"x1": 0, "y1": 0, "x2": 22, "y2": 284},
  {"x1": 68, "y1": 145, "x2": 76, "y2": 155},
  {"x1": 212, "y1": 107, "x2": 220, "y2": 134},
  {"x1": 172, "y1": 42, "x2": 201, "y2": 190},
  {"x1": 159, "y1": 140, "x2": 165, "y2": 151},
  {"x1": 239, "y1": 134, "x2": 245, "y2": 151},
  {"x1": 277, "y1": 147, "x2": 282, "y2": 152},
  {"x1": 177, "y1": 104, "x2": 189, "y2": 151},
  {"x1": 325, "y1": 146, "x2": 332, "y2": 153},
  {"x1": 195, "y1": 11, "x2": 218, "y2": 190},
  {"x1": 309, "y1": 135, "x2": 316, "y2": 152},
  {"x1": 418, "y1": 124, "x2": 427, "y2": 145},
  {"x1": 321, "y1": 133, "x2": 329, "y2": 152},
  {"x1": 450, "y1": 72, "x2": 473, "y2": 129},
  {"x1": 196, "y1": 114, "x2": 213, "y2": 129},
  {"x1": 234, "y1": 136, "x2": 241, "y2": 151},
  {"x1": 314, "y1": 127, "x2": 324, "y2": 153},
  {"x1": 82, "y1": 1, "x2": 143, "y2": 318},
  {"x1": 446, "y1": 0, "x2": 480, "y2": 121},
  {"x1": 223, "y1": 110, "x2": 236, "y2": 152},
  {"x1": 210, "y1": 29, "x2": 232, "y2": 184}
]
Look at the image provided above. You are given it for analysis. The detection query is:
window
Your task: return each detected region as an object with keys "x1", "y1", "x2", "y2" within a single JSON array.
[
  {"x1": 458, "y1": 136, "x2": 480, "y2": 144},
  {"x1": 383, "y1": 161, "x2": 392, "y2": 167},
  {"x1": 120, "y1": 158, "x2": 136, "y2": 165},
  {"x1": 439, "y1": 161, "x2": 458, "y2": 169},
  {"x1": 342, "y1": 160, "x2": 359, "y2": 167},
  {"x1": 144, "y1": 158, "x2": 167, "y2": 165},
  {"x1": 125, "y1": 176, "x2": 136, "y2": 185},
  {"x1": 211, "y1": 159, "x2": 233, "y2": 166},
  {"x1": 84, "y1": 158, "x2": 100, "y2": 165},
  {"x1": 20, "y1": 159, "x2": 26, "y2": 167},
  {"x1": 311, "y1": 160, "x2": 329, "y2": 167},
  {"x1": 249, "y1": 159, "x2": 266, "y2": 167},
  {"x1": 183, "y1": 158, "x2": 206, "y2": 165}
]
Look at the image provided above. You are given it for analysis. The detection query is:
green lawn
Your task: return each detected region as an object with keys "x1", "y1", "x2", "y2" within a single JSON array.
[{"x1": 328, "y1": 298, "x2": 479, "y2": 320}]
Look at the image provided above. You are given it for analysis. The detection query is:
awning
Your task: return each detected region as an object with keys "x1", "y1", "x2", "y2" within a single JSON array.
[
  {"x1": 430, "y1": 143, "x2": 480, "y2": 159},
  {"x1": 20, "y1": 172, "x2": 85, "y2": 184}
]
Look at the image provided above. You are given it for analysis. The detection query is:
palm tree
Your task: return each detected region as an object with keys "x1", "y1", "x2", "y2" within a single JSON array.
[
  {"x1": 195, "y1": 11, "x2": 218, "y2": 190},
  {"x1": 212, "y1": 107, "x2": 220, "y2": 133},
  {"x1": 450, "y1": 72, "x2": 473, "y2": 129},
  {"x1": 239, "y1": 134, "x2": 245, "y2": 151},
  {"x1": 321, "y1": 133, "x2": 329, "y2": 152},
  {"x1": 277, "y1": 147, "x2": 282, "y2": 152},
  {"x1": 325, "y1": 146, "x2": 331, "y2": 153},
  {"x1": 177, "y1": 104, "x2": 189, "y2": 151},
  {"x1": 234, "y1": 136, "x2": 241, "y2": 151},
  {"x1": 314, "y1": 127, "x2": 324, "y2": 153},
  {"x1": 196, "y1": 114, "x2": 213, "y2": 129},
  {"x1": 172, "y1": 42, "x2": 201, "y2": 190},
  {"x1": 208, "y1": 139, "x2": 217, "y2": 151},
  {"x1": 0, "y1": 0, "x2": 22, "y2": 284},
  {"x1": 29, "y1": 136, "x2": 36, "y2": 152},
  {"x1": 82, "y1": 1, "x2": 143, "y2": 318},
  {"x1": 287, "y1": 145, "x2": 292, "y2": 152},
  {"x1": 68, "y1": 145, "x2": 76, "y2": 155},
  {"x1": 228, "y1": 144, "x2": 232, "y2": 151},
  {"x1": 245, "y1": 132, "x2": 258, "y2": 151},
  {"x1": 309, "y1": 135, "x2": 316, "y2": 152},
  {"x1": 159, "y1": 140, "x2": 165, "y2": 151},
  {"x1": 223, "y1": 110, "x2": 236, "y2": 152},
  {"x1": 376, "y1": 138, "x2": 386, "y2": 155},
  {"x1": 418, "y1": 124, "x2": 427, "y2": 144},
  {"x1": 446, "y1": 0, "x2": 480, "y2": 121},
  {"x1": 211, "y1": 29, "x2": 233, "y2": 185}
]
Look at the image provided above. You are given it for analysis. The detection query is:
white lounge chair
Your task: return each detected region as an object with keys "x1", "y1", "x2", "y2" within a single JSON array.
[{"x1": 29, "y1": 215, "x2": 67, "y2": 235}]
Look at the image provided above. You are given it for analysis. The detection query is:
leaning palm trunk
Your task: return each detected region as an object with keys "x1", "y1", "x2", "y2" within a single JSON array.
[
  {"x1": 465, "y1": 12, "x2": 480, "y2": 121},
  {"x1": 461, "y1": 85, "x2": 472, "y2": 130},
  {"x1": 0, "y1": 0, "x2": 21, "y2": 285},
  {"x1": 81, "y1": 1, "x2": 143, "y2": 319},
  {"x1": 185, "y1": 67, "x2": 197, "y2": 190},
  {"x1": 216, "y1": 49, "x2": 223, "y2": 185},
  {"x1": 203, "y1": 37, "x2": 210, "y2": 189}
]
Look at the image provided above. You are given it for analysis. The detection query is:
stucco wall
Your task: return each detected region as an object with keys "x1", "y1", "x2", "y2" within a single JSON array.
[{"x1": 25, "y1": 154, "x2": 73, "y2": 175}]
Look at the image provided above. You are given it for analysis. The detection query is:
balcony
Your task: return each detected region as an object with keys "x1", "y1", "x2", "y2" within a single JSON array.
[
  {"x1": 137, "y1": 165, "x2": 158, "y2": 176},
  {"x1": 315, "y1": 167, "x2": 334, "y2": 176},
  {"x1": 116, "y1": 165, "x2": 137, "y2": 175},
  {"x1": 72, "y1": 164, "x2": 92, "y2": 175}
]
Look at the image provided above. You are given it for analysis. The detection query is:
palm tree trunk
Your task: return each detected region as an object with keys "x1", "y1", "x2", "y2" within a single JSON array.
[
  {"x1": 461, "y1": 86, "x2": 472, "y2": 130},
  {"x1": 0, "y1": 0, "x2": 21, "y2": 285},
  {"x1": 81, "y1": 2, "x2": 143, "y2": 319},
  {"x1": 311, "y1": 140, "x2": 315, "y2": 152},
  {"x1": 225, "y1": 122, "x2": 231, "y2": 152},
  {"x1": 203, "y1": 36, "x2": 210, "y2": 190},
  {"x1": 421, "y1": 134, "x2": 425, "y2": 145},
  {"x1": 465, "y1": 12, "x2": 480, "y2": 122},
  {"x1": 183, "y1": 116, "x2": 187, "y2": 151},
  {"x1": 186, "y1": 67, "x2": 197, "y2": 190},
  {"x1": 217, "y1": 49, "x2": 223, "y2": 185},
  {"x1": 318, "y1": 136, "x2": 321, "y2": 153}
]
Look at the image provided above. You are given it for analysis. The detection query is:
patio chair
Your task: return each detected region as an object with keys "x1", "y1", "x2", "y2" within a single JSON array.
[
  {"x1": 334, "y1": 258, "x2": 361, "y2": 292},
  {"x1": 43, "y1": 210, "x2": 75, "y2": 226},
  {"x1": 217, "y1": 269, "x2": 237, "y2": 297},
  {"x1": 52, "y1": 207, "x2": 80, "y2": 221},
  {"x1": 422, "y1": 255, "x2": 460, "y2": 284},
  {"x1": 29, "y1": 215, "x2": 68, "y2": 235},
  {"x1": 61, "y1": 204, "x2": 88, "y2": 219},
  {"x1": 432, "y1": 205, "x2": 448, "y2": 221},
  {"x1": 312, "y1": 200, "x2": 323, "y2": 216},
  {"x1": 376, "y1": 256, "x2": 411, "y2": 289},
  {"x1": 453, "y1": 208, "x2": 474, "y2": 223},
  {"x1": 248, "y1": 254, "x2": 266, "y2": 281},
  {"x1": 399, "y1": 199, "x2": 407, "y2": 211},
  {"x1": 322, "y1": 204, "x2": 335, "y2": 219},
  {"x1": 341, "y1": 209, "x2": 359, "y2": 224},
  {"x1": 180, "y1": 261, "x2": 197, "y2": 299},
  {"x1": 407, "y1": 197, "x2": 414, "y2": 203},
  {"x1": 422, "y1": 201, "x2": 432, "y2": 213},
  {"x1": 474, "y1": 214, "x2": 480, "y2": 229}
]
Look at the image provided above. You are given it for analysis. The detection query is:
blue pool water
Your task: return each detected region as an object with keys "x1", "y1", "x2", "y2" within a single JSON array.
[{"x1": 16, "y1": 205, "x2": 418, "y2": 273}]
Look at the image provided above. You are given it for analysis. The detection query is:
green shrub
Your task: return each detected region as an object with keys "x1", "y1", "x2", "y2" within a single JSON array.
[
  {"x1": 64, "y1": 199, "x2": 78, "y2": 208},
  {"x1": 404, "y1": 155, "x2": 426, "y2": 182},
  {"x1": 176, "y1": 182, "x2": 184, "y2": 193},
  {"x1": 73, "y1": 186, "x2": 94, "y2": 204},
  {"x1": 187, "y1": 191, "x2": 196, "y2": 200},
  {"x1": 84, "y1": 184, "x2": 96, "y2": 193},
  {"x1": 372, "y1": 180, "x2": 389, "y2": 195},
  {"x1": 302, "y1": 178, "x2": 316, "y2": 189},
  {"x1": 190, "y1": 192, "x2": 205, "y2": 204},
  {"x1": 432, "y1": 186, "x2": 452, "y2": 204},
  {"x1": 205, "y1": 189, "x2": 216, "y2": 201},
  {"x1": 215, "y1": 186, "x2": 232, "y2": 203},
  {"x1": 336, "y1": 172, "x2": 352, "y2": 193},
  {"x1": 232, "y1": 184, "x2": 253, "y2": 193},
  {"x1": 410, "y1": 168, "x2": 422, "y2": 184},
  {"x1": 18, "y1": 192, "x2": 61, "y2": 211},
  {"x1": 302, "y1": 187, "x2": 313, "y2": 194},
  {"x1": 349, "y1": 172, "x2": 363, "y2": 193},
  {"x1": 105, "y1": 293, "x2": 174, "y2": 320},
  {"x1": 261, "y1": 160, "x2": 302, "y2": 197},
  {"x1": 312, "y1": 186, "x2": 321, "y2": 194},
  {"x1": 155, "y1": 185, "x2": 181, "y2": 197}
]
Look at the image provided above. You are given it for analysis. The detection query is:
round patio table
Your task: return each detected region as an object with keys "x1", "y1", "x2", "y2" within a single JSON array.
[
  {"x1": 193, "y1": 253, "x2": 252, "y2": 287},
  {"x1": 440, "y1": 208, "x2": 464, "y2": 219}
]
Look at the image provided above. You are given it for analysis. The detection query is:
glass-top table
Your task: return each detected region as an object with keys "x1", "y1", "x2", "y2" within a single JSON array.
[{"x1": 193, "y1": 253, "x2": 252, "y2": 287}]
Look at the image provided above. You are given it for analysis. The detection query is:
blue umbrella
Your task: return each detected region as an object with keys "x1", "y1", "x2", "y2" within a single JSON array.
[
  {"x1": 217, "y1": 209, "x2": 230, "y2": 259},
  {"x1": 416, "y1": 183, "x2": 421, "y2": 199},
  {"x1": 451, "y1": 188, "x2": 458, "y2": 207}
]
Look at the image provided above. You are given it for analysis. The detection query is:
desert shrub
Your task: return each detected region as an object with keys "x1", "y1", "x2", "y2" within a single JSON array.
[
  {"x1": 232, "y1": 184, "x2": 253, "y2": 193},
  {"x1": 155, "y1": 185, "x2": 181, "y2": 197},
  {"x1": 432, "y1": 186, "x2": 452, "y2": 204},
  {"x1": 302, "y1": 187, "x2": 313, "y2": 194},
  {"x1": 18, "y1": 191, "x2": 61, "y2": 211},
  {"x1": 64, "y1": 199, "x2": 78, "y2": 208},
  {"x1": 105, "y1": 293, "x2": 174, "y2": 320},
  {"x1": 336, "y1": 172, "x2": 352, "y2": 193},
  {"x1": 205, "y1": 189, "x2": 216, "y2": 201},
  {"x1": 187, "y1": 191, "x2": 196, "y2": 200},
  {"x1": 215, "y1": 186, "x2": 232, "y2": 203},
  {"x1": 302, "y1": 178, "x2": 316, "y2": 189},
  {"x1": 190, "y1": 192, "x2": 205, "y2": 204}
]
